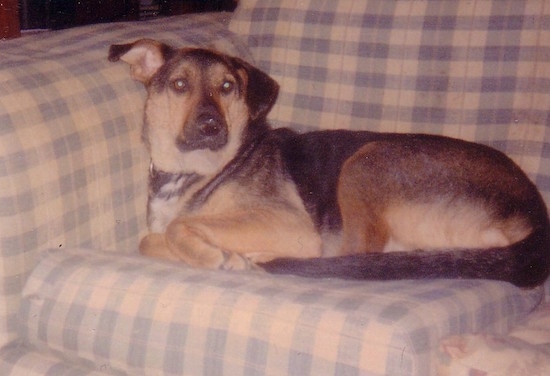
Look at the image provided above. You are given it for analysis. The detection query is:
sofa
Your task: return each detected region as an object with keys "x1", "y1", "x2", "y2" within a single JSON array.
[{"x1": 1, "y1": 0, "x2": 549, "y2": 374}]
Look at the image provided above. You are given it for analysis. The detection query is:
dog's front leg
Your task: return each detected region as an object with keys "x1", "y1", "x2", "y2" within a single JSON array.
[
  {"x1": 140, "y1": 208, "x2": 322, "y2": 270},
  {"x1": 140, "y1": 226, "x2": 253, "y2": 270},
  {"x1": 140, "y1": 233, "x2": 179, "y2": 261}
]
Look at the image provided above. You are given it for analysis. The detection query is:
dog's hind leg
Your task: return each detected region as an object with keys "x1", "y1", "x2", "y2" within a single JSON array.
[{"x1": 337, "y1": 143, "x2": 392, "y2": 254}]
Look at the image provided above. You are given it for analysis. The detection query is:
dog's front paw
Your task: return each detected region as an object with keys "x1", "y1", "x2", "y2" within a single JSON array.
[{"x1": 220, "y1": 251, "x2": 258, "y2": 271}]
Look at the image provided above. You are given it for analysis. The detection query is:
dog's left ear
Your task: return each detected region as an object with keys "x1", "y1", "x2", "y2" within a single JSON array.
[
  {"x1": 234, "y1": 58, "x2": 280, "y2": 121},
  {"x1": 108, "y1": 39, "x2": 175, "y2": 84}
]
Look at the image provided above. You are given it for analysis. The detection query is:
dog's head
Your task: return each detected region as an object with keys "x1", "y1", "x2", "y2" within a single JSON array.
[{"x1": 109, "y1": 39, "x2": 279, "y2": 175}]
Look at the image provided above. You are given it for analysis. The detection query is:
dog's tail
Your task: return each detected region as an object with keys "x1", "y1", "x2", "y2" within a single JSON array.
[{"x1": 259, "y1": 226, "x2": 550, "y2": 288}]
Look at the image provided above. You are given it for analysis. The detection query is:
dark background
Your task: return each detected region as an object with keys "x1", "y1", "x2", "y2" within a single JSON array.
[{"x1": 19, "y1": 0, "x2": 237, "y2": 30}]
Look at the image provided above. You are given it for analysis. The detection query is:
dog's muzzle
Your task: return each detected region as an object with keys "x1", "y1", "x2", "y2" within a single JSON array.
[{"x1": 177, "y1": 105, "x2": 228, "y2": 151}]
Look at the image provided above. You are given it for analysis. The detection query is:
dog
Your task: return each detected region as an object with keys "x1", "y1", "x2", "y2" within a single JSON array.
[{"x1": 109, "y1": 39, "x2": 550, "y2": 288}]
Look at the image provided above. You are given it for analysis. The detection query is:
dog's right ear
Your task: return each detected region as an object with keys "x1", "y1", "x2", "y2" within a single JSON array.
[
  {"x1": 232, "y1": 58, "x2": 280, "y2": 121},
  {"x1": 108, "y1": 39, "x2": 175, "y2": 84}
]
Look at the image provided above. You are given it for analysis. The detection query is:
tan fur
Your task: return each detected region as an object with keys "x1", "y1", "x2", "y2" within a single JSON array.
[
  {"x1": 336, "y1": 141, "x2": 535, "y2": 255},
  {"x1": 114, "y1": 42, "x2": 321, "y2": 268},
  {"x1": 144, "y1": 61, "x2": 248, "y2": 176},
  {"x1": 141, "y1": 178, "x2": 321, "y2": 268},
  {"x1": 382, "y1": 202, "x2": 531, "y2": 252}
]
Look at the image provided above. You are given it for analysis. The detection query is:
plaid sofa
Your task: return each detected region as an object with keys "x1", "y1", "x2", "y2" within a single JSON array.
[{"x1": 0, "y1": 0, "x2": 549, "y2": 375}]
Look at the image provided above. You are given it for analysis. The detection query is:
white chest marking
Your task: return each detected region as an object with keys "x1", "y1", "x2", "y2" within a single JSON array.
[{"x1": 147, "y1": 171, "x2": 202, "y2": 233}]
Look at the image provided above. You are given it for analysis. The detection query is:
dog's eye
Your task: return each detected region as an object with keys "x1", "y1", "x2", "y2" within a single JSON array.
[
  {"x1": 220, "y1": 80, "x2": 234, "y2": 94},
  {"x1": 172, "y1": 78, "x2": 188, "y2": 93}
]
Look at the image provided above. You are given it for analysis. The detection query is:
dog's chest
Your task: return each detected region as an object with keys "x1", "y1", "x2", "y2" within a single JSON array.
[
  {"x1": 147, "y1": 168, "x2": 203, "y2": 233},
  {"x1": 146, "y1": 167, "x2": 246, "y2": 233}
]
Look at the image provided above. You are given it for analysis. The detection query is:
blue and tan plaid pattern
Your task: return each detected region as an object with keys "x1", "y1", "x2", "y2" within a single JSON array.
[
  {"x1": 229, "y1": 0, "x2": 550, "y2": 206},
  {"x1": 15, "y1": 248, "x2": 543, "y2": 375},
  {"x1": 0, "y1": 12, "x2": 247, "y2": 352},
  {"x1": 0, "y1": 1, "x2": 549, "y2": 375}
]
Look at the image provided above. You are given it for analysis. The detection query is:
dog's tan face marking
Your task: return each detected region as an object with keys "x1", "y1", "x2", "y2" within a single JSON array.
[
  {"x1": 109, "y1": 40, "x2": 280, "y2": 236},
  {"x1": 144, "y1": 51, "x2": 250, "y2": 175},
  {"x1": 109, "y1": 41, "x2": 278, "y2": 177}
]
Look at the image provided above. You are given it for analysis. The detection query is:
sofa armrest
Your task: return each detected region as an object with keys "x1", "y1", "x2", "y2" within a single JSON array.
[
  {"x1": 0, "y1": 12, "x2": 251, "y2": 349},
  {"x1": 19, "y1": 248, "x2": 543, "y2": 375}
]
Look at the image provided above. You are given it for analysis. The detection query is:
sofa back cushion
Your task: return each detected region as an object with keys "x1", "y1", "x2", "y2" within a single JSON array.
[{"x1": 229, "y1": 0, "x2": 550, "y2": 206}]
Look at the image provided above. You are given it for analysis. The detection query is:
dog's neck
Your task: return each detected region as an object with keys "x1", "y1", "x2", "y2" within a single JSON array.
[
  {"x1": 148, "y1": 161, "x2": 202, "y2": 198},
  {"x1": 146, "y1": 161, "x2": 204, "y2": 232}
]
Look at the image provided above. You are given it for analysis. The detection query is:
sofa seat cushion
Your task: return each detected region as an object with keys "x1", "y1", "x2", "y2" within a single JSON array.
[
  {"x1": 0, "y1": 346, "x2": 104, "y2": 376},
  {"x1": 18, "y1": 248, "x2": 543, "y2": 375}
]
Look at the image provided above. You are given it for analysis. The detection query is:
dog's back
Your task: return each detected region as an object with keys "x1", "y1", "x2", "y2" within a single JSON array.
[{"x1": 260, "y1": 130, "x2": 550, "y2": 288}]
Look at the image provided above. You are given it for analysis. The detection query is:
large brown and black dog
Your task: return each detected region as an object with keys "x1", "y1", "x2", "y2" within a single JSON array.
[{"x1": 109, "y1": 39, "x2": 550, "y2": 287}]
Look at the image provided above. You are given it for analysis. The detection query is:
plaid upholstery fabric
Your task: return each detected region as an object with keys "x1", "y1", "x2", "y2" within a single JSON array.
[
  {"x1": 0, "y1": 2, "x2": 548, "y2": 375},
  {"x1": 0, "y1": 347, "x2": 104, "y2": 376},
  {"x1": 229, "y1": 0, "x2": 550, "y2": 207},
  {"x1": 0, "y1": 13, "x2": 249, "y2": 350},
  {"x1": 17, "y1": 248, "x2": 543, "y2": 376}
]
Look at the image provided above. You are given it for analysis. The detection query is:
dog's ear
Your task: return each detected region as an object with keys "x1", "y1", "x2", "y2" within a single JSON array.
[
  {"x1": 108, "y1": 39, "x2": 175, "y2": 84},
  {"x1": 234, "y1": 58, "x2": 280, "y2": 121}
]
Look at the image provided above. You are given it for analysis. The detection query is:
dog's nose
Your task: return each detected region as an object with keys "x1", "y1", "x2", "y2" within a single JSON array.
[{"x1": 198, "y1": 116, "x2": 222, "y2": 137}]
